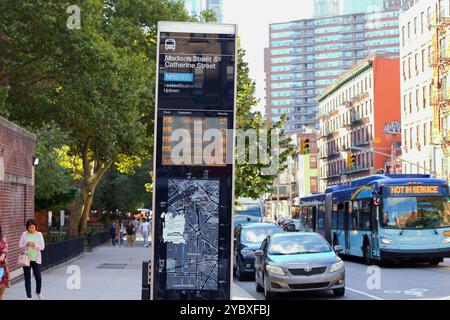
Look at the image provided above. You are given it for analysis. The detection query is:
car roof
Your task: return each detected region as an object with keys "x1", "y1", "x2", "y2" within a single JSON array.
[
  {"x1": 241, "y1": 223, "x2": 280, "y2": 229},
  {"x1": 270, "y1": 232, "x2": 319, "y2": 239}
]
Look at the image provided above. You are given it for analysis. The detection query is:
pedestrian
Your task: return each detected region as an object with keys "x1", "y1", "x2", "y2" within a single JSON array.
[
  {"x1": 132, "y1": 217, "x2": 140, "y2": 242},
  {"x1": 140, "y1": 218, "x2": 150, "y2": 248},
  {"x1": 115, "y1": 219, "x2": 124, "y2": 248},
  {"x1": 126, "y1": 221, "x2": 135, "y2": 247},
  {"x1": 0, "y1": 224, "x2": 10, "y2": 300},
  {"x1": 18, "y1": 219, "x2": 45, "y2": 300},
  {"x1": 110, "y1": 220, "x2": 117, "y2": 246}
]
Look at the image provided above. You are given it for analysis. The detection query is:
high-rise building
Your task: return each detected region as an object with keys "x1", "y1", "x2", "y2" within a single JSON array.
[
  {"x1": 317, "y1": 54, "x2": 401, "y2": 191},
  {"x1": 265, "y1": 3, "x2": 401, "y2": 134},
  {"x1": 399, "y1": 0, "x2": 450, "y2": 179},
  {"x1": 314, "y1": 0, "x2": 399, "y2": 18},
  {"x1": 183, "y1": 0, "x2": 223, "y2": 22}
]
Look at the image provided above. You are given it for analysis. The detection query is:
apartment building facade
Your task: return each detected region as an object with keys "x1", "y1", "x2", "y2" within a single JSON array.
[
  {"x1": 317, "y1": 55, "x2": 401, "y2": 191},
  {"x1": 183, "y1": 0, "x2": 223, "y2": 22},
  {"x1": 400, "y1": 0, "x2": 450, "y2": 179},
  {"x1": 265, "y1": 1, "x2": 401, "y2": 134}
]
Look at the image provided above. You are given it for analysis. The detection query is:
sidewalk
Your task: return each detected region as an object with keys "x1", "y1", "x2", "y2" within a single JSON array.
[{"x1": 4, "y1": 239, "x2": 254, "y2": 300}]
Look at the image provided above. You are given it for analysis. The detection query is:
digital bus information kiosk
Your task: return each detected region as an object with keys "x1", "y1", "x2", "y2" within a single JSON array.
[{"x1": 151, "y1": 22, "x2": 237, "y2": 300}]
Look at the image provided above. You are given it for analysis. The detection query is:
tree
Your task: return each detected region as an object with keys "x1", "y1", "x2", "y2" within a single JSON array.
[
  {"x1": 0, "y1": 0, "x2": 191, "y2": 236},
  {"x1": 235, "y1": 48, "x2": 293, "y2": 199},
  {"x1": 33, "y1": 124, "x2": 78, "y2": 211}
]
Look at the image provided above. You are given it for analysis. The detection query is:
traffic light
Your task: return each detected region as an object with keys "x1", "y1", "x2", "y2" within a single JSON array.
[
  {"x1": 347, "y1": 153, "x2": 356, "y2": 168},
  {"x1": 300, "y1": 138, "x2": 310, "y2": 155}
]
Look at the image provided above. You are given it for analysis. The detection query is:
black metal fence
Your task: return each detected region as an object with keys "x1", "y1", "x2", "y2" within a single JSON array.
[
  {"x1": 40, "y1": 231, "x2": 111, "y2": 270},
  {"x1": 86, "y1": 231, "x2": 111, "y2": 250},
  {"x1": 41, "y1": 237, "x2": 85, "y2": 270}
]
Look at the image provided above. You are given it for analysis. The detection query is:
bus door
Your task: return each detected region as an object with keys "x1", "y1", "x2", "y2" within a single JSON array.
[
  {"x1": 324, "y1": 193, "x2": 333, "y2": 244},
  {"x1": 312, "y1": 206, "x2": 317, "y2": 232},
  {"x1": 344, "y1": 202, "x2": 351, "y2": 254}
]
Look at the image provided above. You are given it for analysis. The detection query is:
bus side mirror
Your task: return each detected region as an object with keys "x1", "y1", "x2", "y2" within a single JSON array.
[{"x1": 255, "y1": 250, "x2": 264, "y2": 257}]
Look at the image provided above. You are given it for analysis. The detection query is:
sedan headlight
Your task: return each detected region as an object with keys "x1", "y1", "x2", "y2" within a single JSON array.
[
  {"x1": 330, "y1": 260, "x2": 344, "y2": 273},
  {"x1": 380, "y1": 237, "x2": 396, "y2": 245},
  {"x1": 266, "y1": 264, "x2": 285, "y2": 276},
  {"x1": 241, "y1": 249, "x2": 255, "y2": 257},
  {"x1": 443, "y1": 237, "x2": 450, "y2": 244}
]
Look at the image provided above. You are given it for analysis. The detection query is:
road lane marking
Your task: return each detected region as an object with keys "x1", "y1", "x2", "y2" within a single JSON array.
[{"x1": 346, "y1": 287, "x2": 384, "y2": 300}]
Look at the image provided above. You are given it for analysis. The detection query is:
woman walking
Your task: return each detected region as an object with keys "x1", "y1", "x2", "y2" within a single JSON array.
[
  {"x1": 0, "y1": 224, "x2": 10, "y2": 300},
  {"x1": 115, "y1": 219, "x2": 124, "y2": 248},
  {"x1": 19, "y1": 219, "x2": 45, "y2": 300}
]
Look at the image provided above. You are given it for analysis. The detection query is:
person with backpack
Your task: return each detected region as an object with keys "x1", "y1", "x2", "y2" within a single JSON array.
[{"x1": 110, "y1": 221, "x2": 117, "y2": 246}]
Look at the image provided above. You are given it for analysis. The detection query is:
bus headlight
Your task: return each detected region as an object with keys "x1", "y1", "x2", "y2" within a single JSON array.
[
  {"x1": 380, "y1": 237, "x2": 396, "y2": 245},
  {"x1": 330, "y1": 260, "x2": 344, "y2": 273},
  {"x1": 443, "y1": 237, "x2": 450, "y2": 244},
  {"x1": 266, "y1": 265, "x2": 285, "y2": 276}
]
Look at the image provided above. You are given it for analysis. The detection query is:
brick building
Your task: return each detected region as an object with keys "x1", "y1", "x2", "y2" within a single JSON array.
[{"x1": 0, "y1": 117, "x2": 36, "y2": 279}]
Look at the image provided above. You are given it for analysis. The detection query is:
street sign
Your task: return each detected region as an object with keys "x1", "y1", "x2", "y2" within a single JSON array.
[{"x1": 151, "y1": 22, "x2": 237, "y2": 300}]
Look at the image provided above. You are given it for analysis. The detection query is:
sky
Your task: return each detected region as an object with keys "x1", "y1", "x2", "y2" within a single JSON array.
[{"x1": 222, "y1": 0, "x2": 314, "y2": 113}]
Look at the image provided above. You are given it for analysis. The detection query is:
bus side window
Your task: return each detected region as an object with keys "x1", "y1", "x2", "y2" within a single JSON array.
[
  {"x1": 318, "y1": 205, "x2": 325, "y2": 229},
  {"x1": 352, "y1": 201, "x2": 359, "y2": 230},
  {"x1": 359, "y1": 200, "x2": 371, "y2": 230}
]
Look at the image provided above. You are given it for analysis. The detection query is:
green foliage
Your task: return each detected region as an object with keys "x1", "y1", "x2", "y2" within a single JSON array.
[
  {"x1": 235, "y1": 48, "x2": 293, "y2": 199},
  {"x1": 93, "y1": 160, "x2": 153, "y2": 213},
  {"x1": 0, "y1": 0, "x2": 191, "y2": 235},
  {"x1": 34, "y1": 124, "x2": 78, "y2": 209}
]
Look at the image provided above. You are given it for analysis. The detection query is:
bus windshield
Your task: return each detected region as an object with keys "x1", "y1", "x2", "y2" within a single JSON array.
[{"x1": 381, "y1": 197, "x2": 450, "y2": 229}]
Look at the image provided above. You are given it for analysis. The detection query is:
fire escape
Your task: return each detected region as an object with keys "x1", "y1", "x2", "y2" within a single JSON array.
[{"x1": 429, "y1": 5, "x2": 450, "y2": 177}]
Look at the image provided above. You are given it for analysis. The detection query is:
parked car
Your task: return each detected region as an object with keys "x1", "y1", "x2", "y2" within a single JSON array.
[
  {"x1": 280, "y1": 219, "x2": 293, "y2": 231},
  {"x1": 234, "y1": 223, "x2": 284, "y2": 281},
  {"x1": 254, "y1": 232, "x2": 345, "y2": 299}
]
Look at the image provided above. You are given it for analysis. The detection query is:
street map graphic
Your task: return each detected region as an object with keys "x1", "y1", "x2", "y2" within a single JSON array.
[{"x1": 164, "y1": 178, "x2": 220, "y2": 290}]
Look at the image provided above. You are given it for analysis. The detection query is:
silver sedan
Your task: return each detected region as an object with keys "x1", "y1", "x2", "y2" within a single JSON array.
[{"x1": 254, "y1": 232, "x2": 345, "y2": 299}]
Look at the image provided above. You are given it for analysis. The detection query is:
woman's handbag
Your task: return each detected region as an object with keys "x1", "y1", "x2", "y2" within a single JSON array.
[{"x1": 17, "y1": 250, "x2": 30, "y2": 267}]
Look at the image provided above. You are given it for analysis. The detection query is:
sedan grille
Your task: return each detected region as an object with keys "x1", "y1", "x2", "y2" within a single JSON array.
[
  {"x1": 289, "y1": 267, "x2": 327, "y2": 276},
  {"x1": 289, "y1": 282, "x2": 329, "y2": 290}
]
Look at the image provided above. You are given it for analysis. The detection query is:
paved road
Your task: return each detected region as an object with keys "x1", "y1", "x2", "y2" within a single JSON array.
[{"x1": 234, "y1": 257, "x2": 450, "y2": 300}]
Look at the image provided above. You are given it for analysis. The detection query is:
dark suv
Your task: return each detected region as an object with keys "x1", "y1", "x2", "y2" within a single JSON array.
[{"x1": 234, "y1": 223, "x2": 284, "y2": 281}]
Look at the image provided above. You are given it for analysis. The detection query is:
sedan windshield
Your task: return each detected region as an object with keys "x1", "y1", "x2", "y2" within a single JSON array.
[
  {"x1": 381, "y1": 197, "x2": 450, "y2": 229},
  {"x1": 241, "y1": 228, "x2": 282, "y2": 244},
  {"x1": 268, "y1": 235, "x2": 332, "y2": 255}
]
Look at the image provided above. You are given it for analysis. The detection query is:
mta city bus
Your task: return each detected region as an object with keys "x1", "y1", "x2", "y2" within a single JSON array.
[
  {"x1": 233, "y1": 198, "x2": 264, "y2": 229},
  {"x1": 299, "y1": 175, "x2": 450, "y2": 265}
]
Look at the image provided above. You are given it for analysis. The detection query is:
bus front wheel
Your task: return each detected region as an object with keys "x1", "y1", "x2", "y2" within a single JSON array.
[{"x1": 363, "y1": 243, "x2": 373, "y2": 266}]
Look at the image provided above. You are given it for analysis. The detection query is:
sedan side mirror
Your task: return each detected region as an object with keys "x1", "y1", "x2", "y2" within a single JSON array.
[
  {"x1": 254, "y1": 250, "x2": 264, "y2": 257},
  {"x1": 334, "y1": 245, "x2": 343, "y2": 253}
]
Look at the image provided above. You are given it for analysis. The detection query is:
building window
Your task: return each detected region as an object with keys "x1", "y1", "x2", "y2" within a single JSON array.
[
  {"x1": 409, "y1": 92, "x2": 412, "y2": 113},
  {"x1": 403, "y1": 94, "x2": 407, "y2": 112},
  {"x1": 310, "y1": 177, "x2": 318, "y2": 193},
  {"x1": 421, "y1": 12, "x2": 424, "y2": 34},
  {"x1": 421, "y1": 49, "x2": 426, "y2": 72},
  {"x1": 402, "y1": 60, "x2": 407, "y2": 80},
  {"x1": 423, "y1": 86, "x2": 427, "y2": 108},
  {"x1": 410, "y1": 127, "x2": 413, "y2": 149},
  {"x1": 414, "y1": 17, "x2": 418, "y2": 35},
  {"x1": 310, "y1": 155, "x2": 317, "y2": 169},
  {"x1": 424, "y1": 123, "x2": 427, "y2": 145},
  {"x1": 408, "y1": 57, "x2": 412, "y2": 79},
  {"x1": 415, "y1": 53, "x2": 419, "y2": 75},
  {"x1": 416, "y1": 88, "x2": 419, "y2": 111},
  {"x1": 407, "y1": 22, "x2": 411, "y2": 39},
  {"x1": 402, "y1": 26, "x2": 405, "y2": 46}
]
